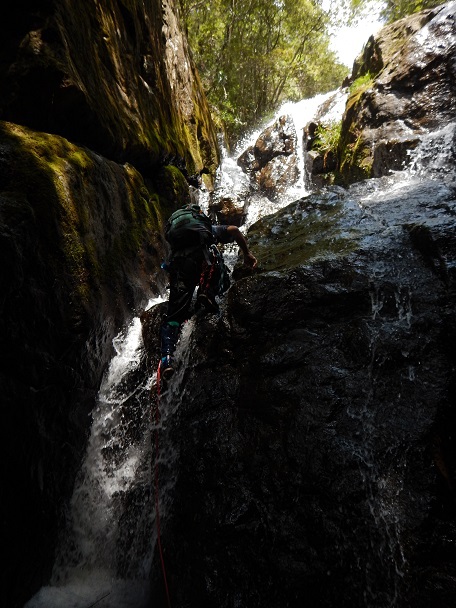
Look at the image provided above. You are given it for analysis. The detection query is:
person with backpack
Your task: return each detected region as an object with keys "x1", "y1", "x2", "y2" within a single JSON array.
[{"x1": 159, "y1": 204, "x2": 257, "y2": 380}]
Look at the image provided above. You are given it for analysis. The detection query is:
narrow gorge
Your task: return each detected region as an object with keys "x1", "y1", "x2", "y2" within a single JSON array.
[{"x1": 2, "y1": 2, "x2": 456, "y2": 608}]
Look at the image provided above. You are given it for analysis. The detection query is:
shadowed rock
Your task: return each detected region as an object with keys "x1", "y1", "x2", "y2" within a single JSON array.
[{"x1": 146, "y1": 177, "x2": 456, "y2": 607}]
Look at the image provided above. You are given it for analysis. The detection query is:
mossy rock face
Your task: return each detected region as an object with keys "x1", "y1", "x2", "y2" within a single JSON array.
[
  {"x1": 338, "y1": 3, "x2": 455, "y2": 185},
  {"x1": 0, "y1": 119, "x2": 171, "y2": 604},
  {"x1": 351, "y1": 10, "x2": 436, "y2": 81},
  {"x1": 153, "y1": 164, "x2": 193, "y2": 218},
  {"x1": 241, "y1": 188, "x2": 361, "y2": 275},
  {"x1": 0, "y1": 117, "x2": 173, "y2": 393},
  {"x1": 0, "y1": 120, "x2": 167, "y2": 321},
  {"x1": 0, "y1": 0, "x2": 219, "y2": 181}
]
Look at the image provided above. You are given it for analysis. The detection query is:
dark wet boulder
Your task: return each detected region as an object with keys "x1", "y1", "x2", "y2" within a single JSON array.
[
  {"x1": 208, "y1": 195, "x2": 246, "y2": 226},
  {"x1": 306, "y1": 148, "x2": 338, "y2": 174},
  {"x1": 148, "y1": 178, "x2": 456, "y2": 607}
]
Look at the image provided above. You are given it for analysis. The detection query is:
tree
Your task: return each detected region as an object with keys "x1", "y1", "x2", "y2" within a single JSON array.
[
  {"x1": 179, "y1": 0, "x2": 348, "y2": 143},
  {"x1": 324, "y1": 0, "x2": 445, "y2": 25},
  {"x1": 379, "y1": 0, "x2": 444, "y2": 22}
]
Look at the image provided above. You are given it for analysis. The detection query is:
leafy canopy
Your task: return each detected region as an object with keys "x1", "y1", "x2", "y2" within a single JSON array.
[
  {"x1": 180, "y1": 0, "x2": 349, "y2": 143},
  {"x1": 331, "y1": 0, "x2": 445, "y2": 24},
  {"x1": 379, "y1": 0, "x2": 444, "y2": 22},
  {"x1": 180, "y1": 0, "x2": 443, "y2": 143}
]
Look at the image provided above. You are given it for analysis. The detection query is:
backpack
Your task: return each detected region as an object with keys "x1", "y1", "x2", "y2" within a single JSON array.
[{"x1": 165, "y1": 205, "x2": 214, "y2": 250}]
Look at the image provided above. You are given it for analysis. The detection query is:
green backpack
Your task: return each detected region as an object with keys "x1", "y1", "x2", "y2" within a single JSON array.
[{"x1": 165, "y1": 205, "x2": 214, "y2": 250}]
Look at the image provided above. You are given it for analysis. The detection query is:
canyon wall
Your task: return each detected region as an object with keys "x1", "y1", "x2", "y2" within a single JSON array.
[{"x1": 0, "y1": 1, "x2": 219, "y2": 605}]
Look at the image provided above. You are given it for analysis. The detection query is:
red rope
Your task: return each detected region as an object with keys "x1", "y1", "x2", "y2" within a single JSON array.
[
  {"x1": 153, "y1": 362, "x2": 172, "y2": 608},
  {"x1": 199, "y1": 258, "x2": 216, "y2": 293}
]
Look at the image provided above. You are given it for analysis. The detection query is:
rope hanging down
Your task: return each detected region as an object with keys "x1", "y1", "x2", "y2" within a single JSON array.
[{"x1": 153, "y1": 362, "x2": 172, "y2": 608}]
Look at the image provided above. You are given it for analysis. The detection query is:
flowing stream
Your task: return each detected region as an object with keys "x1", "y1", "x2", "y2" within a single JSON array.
[
  {"x1": 25, "y1": 299, "x2": 195, "y2": 608},
  {"x1": 211, "y1": 89, "x2": 348, "y2": 230},
  {"x1": 26, "y1": 302, "x2": 161, "y2": 608},
  {"x1": 25, "y1": 87, "x2": 456, "y2": 607}
]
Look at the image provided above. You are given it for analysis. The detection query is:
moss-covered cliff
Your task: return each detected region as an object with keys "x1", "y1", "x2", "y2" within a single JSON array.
[
  {"x1": 0, "y1": 0, "x2": 219, "y2": 177},
  {"x1": 0, "y1": 2, "x2": 219, "y2": 605}
]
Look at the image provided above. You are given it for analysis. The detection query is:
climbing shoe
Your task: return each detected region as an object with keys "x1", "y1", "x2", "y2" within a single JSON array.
[
  {"x1": 160, "y1": 355, "x2": 175, "y2": 381},
  {"x1": 197, "y1": 292, "x2": 219, "y2": 313}
]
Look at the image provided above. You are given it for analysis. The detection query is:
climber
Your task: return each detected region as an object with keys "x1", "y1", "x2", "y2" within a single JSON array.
[{"x1": 159, "y1": 204, "x2": 257, "y2": 380}]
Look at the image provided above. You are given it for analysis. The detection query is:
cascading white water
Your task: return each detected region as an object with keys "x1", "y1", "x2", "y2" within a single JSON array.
[
  {"x1": 206, "y1": 89, "x2": 349, "y2": 269},
  {"x1": 212, "y1": 88, "x2": 348, "y2": 232},
  {"x1": 26, "y1": 92, "x2": 343, "y2": 606},
  {"x1": 25, "y1": 296, "x2": 199, "y2": 608},
  {"x1": 26, "y1": 300, "x2": 163, "y2": 608},
  {"x1": 215, "y1": 86, "x2": 456, "y2": 607},
  {"x1": 275, "y1": 89, "x2": 348, "y2": 195},
  {"x1": 341, "y1": 111, "x2": 456, "y2": 605}
]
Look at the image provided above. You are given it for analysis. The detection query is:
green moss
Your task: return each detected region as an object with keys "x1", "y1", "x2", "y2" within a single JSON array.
[
  {"x1": 0, "y1": 121, "x2": 165, "y2": 319},
  {"x1": 337, "y1": 131, "x2": 372, "y2": 184},
  {"x1": 312, "y1": 120, "x2": 342, "y2": 180},
  {"x1": 151, "y1": 164, "x2": 192, "y2": 220},
  {"x1": 335, "y1": 72, "x2": 376, "y2": 185},
  {"x1": 349, "y1": 72, "x2": 375, "y2": 99},
  {"x1": 313, "y1": 120, "x2": 342, "y2": 157},
  {"x1": 247, "y1": 196, "x2": 359, "y2": 272},
  {"x1": 165, "y1": 165, "x2": 189, "y2": 196}
]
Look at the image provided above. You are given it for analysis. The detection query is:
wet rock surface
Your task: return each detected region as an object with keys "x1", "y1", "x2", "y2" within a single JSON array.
[
  {"x1": 1, "y1": 1, "x2": 219, "y2": 605},
  {"x1": 208, "y1": 195, "x2": 246, "y2": 226},
  {"x1": 237, "y1": 114, "x2": 299, "y2": 197},
  {"x1": 146, "y1": 12, "x2": 456, "y2": 602},
  {"x1": 6, "y1": 1, "x2": 456, "y2": 606},
  {"x1": 0, "y1": 0, "x2": 219, "y2": 176},
  {"x1": 340, "y1": 2, "x2": 456, "y2": 183},
  {"x1": 148, "y1": 175, "x2": 456, "y2": 607}
]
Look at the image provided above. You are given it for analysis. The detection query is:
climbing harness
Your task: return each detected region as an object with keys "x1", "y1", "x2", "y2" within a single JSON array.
[
  {"x1": 152, "y1": 362, "x2": 172, "y2": 608},
  {"x1": 199, "y1": 244, "x2": 231, "y2": 299}
]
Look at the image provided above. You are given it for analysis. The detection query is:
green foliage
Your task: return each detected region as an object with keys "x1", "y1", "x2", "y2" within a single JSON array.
[
  {"x1": 313, "y1": 120, "x2": 342, "y2": 157},
  {"x1": 349, "y1": 71, "x2": 375, "y2": 96},
  {"x1": 324, "y1": 0, "x2": 376, "y2": 27},
  {"x1": 338, "y1": 0, "x2": 443, "y2": 26},
  {"x1": 180, "y1": 0, "x2": 349, "y2": 143},
  {"x1": 380, "y1": 0, "x2": 443, "y2": 23}
]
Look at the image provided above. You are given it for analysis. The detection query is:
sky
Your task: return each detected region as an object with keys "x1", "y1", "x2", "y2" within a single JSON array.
[{"x1": 326, "y1": 1, "x2": 384, "y2": 67}]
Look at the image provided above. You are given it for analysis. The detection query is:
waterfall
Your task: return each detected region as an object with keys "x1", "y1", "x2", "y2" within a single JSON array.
[
  {"x1": 209, "y1": 88, "x2": 348, "y2": 232},
  {"x1": 277, "y1": 89, "x2": 347, "y2": 195},
  {"x1": 26, "y1": 301, "x2": 162, "y2": 608},
  {"x1": 25, "y1": 296, "x2": 199, "y2": 608},
  {"x1": 338, "y1": 108, "x2": 455, "y2": 605},
  {"x1": 204, "y1": 85, "x2": 456, "y2": 607},
  {"x1": 25, "y1": 82, "x2": 456, "y2": 607},
  {"x1": 24, "y1": 88, "x2": 337, "y2": 600}
]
